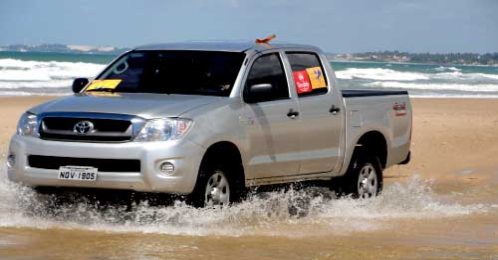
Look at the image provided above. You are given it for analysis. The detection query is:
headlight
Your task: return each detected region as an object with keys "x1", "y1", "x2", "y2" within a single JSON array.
[
  {"x1": 134, "y1": 118, "x2": 192, "y2": 142},
  {"x1": 17, "y1": 112, "x2": 39, "y2": 137}
]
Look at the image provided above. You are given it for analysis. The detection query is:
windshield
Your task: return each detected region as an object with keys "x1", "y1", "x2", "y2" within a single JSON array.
[{"x1": 89, "y1": 51, "x2": 246, "y2": 96}]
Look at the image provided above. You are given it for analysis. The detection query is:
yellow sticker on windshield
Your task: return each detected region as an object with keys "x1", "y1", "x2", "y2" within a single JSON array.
[
  {"x1": 306, "y1": 67, "x2": 326, "y2": 89},
  {"x1": 85, "y1": 79, "x2": 122, "y2": 92}
]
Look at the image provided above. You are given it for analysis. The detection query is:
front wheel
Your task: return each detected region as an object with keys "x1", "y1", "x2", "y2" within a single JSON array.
[
  {"x1": 343, "y1": 154, "x2": 383, "y2": 198},
  {"x1": 188, "y1": 161, "x2": 240, "y2": 207},
  {"x1": 203, "y1": 170, "x2": 231, "y2": 206}
]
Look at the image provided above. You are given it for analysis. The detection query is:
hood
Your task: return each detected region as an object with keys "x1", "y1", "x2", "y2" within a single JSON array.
[{"x1": 29, "y1": 93, "x2": 223, "y2": 118}]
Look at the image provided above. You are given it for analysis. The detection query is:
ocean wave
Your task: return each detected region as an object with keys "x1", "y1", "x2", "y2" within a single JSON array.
[
  {"x1": 474, "y1": 73, "x2": 498, "y2": 80},
  {"x1": 0, "y1": 58, "x2": 498, "y2": 98},
  {"x1": 432, "y1": 71, "x2": 498, "y2": 81},
  {"x1": 0, "y1": 58, "x2": 104, "y2": 82},
  {"x1": 434, "y1": 66, "x2": 461, "y2": 72},
  {"x1": 366, "y1": 81, "x2": 498, "y2": 92},
  {"x1": 335, "y1": 67, "x2": 498, "y2": 83},
  {"x1": 0, "y1": 91, "x2": 67, "y2": 96},
  {"x1": 335, "y1": 68, "x2": 429, "y2": 81},
  {"x1": 0, "y1": 80, "x2": 72, "y2": 89}
]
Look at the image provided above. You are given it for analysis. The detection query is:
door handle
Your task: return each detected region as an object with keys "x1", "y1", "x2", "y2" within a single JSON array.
[
  {"x1": 329, "y1": 105, "x2": 341, "y2": 115},
  {"x1": 287, "y1": 109, "x2": 299, "y2": 119}
]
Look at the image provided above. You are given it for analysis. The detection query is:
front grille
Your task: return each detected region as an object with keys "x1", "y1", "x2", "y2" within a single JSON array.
[
  {"x1": 28, "y1": 155, "x2": 141, "y2": 172},
  {"x1": 38, "y1": 113, "x2": 144, "y2": 142},
  {"x1": 43, "y1": 118, "x2": 131, "y2": 132}
]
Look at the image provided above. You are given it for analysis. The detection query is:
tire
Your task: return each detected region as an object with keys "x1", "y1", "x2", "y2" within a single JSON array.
[
  {"x1": 343, "y1": 151, "x2": 383, "y2": 198},
  {"x1": 188, "y1": 159, "x2": 242, "y2": 207}
]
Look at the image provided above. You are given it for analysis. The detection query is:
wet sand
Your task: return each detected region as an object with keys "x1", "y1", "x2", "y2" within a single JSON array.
[{"x1": 1, "y1": 96, "x2": 498, "y2": 259}]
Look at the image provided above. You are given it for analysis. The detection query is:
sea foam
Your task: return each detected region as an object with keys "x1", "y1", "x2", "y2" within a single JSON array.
[
  {"x1": 335, "y1": 65, "x2": 498, "y2": 97},
  {"x1": 366, "y1": 81, "x2": 498, "y2": 92},
  {"x1": 335, "y1": 68, "x2": 429, "y2": 81},
  {"x1": 1, "y1": 58, "x2": 498, "y2": 97},
  {"x1": 335, "y1": 67, "x2": 498, "y2": 83},
  {"x1": 0, "y1": 59, "x2": 104, "y2": 94},
  {"x1": 0, "y1": 162, "x2": 489, "y2": 237}
]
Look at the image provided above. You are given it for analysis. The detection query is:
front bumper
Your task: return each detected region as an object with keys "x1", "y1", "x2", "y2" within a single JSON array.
[{"x1": 7, "y1": 135, "x2": 205, "y2": 194}]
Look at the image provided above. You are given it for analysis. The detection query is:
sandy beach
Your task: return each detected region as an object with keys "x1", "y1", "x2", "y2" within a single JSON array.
[{"x1": 1, "y1": 96, "x2": 498, "y2": 259}]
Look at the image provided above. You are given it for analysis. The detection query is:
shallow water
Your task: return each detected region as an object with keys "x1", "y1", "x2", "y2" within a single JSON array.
[
  {"x1": 0, "y1": 166, "x2": 490, "y2": 237},
  {"x1": 1, "y1": 163, "x2": 498, "y2": 259}
]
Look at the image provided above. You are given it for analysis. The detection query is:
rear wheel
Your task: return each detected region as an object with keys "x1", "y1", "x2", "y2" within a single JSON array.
[
  {"x1": 343, "y1": 152, "x2": 383, "y2": 198},
  {"x1": 356, "y1": 162, "x2": 379, "y2": 198}
]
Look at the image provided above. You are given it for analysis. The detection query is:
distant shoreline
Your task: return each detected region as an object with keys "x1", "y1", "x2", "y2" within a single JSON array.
[
  {"x1": 1, "y1": 50, "x2": 496, "y2": 67},
  {"x1": 0, "y1": 44, "x2": 129, "y2": 56},
  {"x1": 329, "y1": 59, "x2": 498, "y2": 68},
  {"x1": 1, "y1": 43, "x2": 497, "y2": 66},
  {"x1": 329, "y1": 51, "x2": 498, "y2": 66}
]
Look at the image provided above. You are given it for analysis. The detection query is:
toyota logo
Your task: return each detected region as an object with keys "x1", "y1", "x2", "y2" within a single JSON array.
[{"x1": 73, "y1": 121, "x2": 95, "y2": 134}]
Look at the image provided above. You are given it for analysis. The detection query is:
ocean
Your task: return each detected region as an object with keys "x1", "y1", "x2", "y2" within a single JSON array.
[{"x1": 1, "y1": 51, "x2": 498, "y2": 97}]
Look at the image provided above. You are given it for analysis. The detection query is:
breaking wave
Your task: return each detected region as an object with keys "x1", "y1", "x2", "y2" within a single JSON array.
[
  {"x1": 0, "y1": 58, "x2": 104, "y2": 95},
  {"x1": 0, "y1": 57, "x2": 498, "y2": 97},
  {"x1": 434, "y1": 66, "x2": 461, "y2": 72},
  {"x1": 366, "y1": 81, "x2": 498, "y2": 92},
  {"x1": 335, "y1": 67, "x2": 498, "y2": 83},
  {"x1": 0, "y1": 165, "x2": 489, "y2": 237},
  {"x1": 336, "y1": 68, "x2": 429, "y2": 81},
  {"x1": 334, "y1": 65, "x2": 498, "y2": 97}
]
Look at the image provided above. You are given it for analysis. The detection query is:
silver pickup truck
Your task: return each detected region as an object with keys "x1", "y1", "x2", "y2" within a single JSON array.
[{"x1": 7, "y1": 42, "x2": 412, "y2": 207}]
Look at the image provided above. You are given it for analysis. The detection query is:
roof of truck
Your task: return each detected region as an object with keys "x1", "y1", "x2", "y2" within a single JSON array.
[{"x1": 134, "y1": 41, "x2": 321, "y2": 53}]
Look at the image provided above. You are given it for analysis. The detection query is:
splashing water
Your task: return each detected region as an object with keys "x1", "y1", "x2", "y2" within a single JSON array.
[{"x1": 0, "y1": 164, "x2": 489, "y2": 237}]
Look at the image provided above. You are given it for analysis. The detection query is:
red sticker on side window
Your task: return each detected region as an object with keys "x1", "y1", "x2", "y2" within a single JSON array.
[{"x1": 293, "y1": 70, "x2": 312, "y2": 94}]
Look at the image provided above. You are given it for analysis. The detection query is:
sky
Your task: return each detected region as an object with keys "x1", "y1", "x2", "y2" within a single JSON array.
[{"x1": 0, "y1": 0, "x2": 497, "y2": 53}]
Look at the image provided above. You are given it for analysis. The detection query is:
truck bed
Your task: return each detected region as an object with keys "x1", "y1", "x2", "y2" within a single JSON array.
[{"x1": 339, "y1": 88, "x2": 411, "y2": 175}]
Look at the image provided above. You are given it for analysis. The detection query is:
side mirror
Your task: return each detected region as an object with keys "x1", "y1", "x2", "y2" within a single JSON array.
[
  {"x1": 72, "y1": 78, "x2": 89, "y2": 93},
  {"x1": 245, "y1": 83, "x2": 273, "y2": 103}
]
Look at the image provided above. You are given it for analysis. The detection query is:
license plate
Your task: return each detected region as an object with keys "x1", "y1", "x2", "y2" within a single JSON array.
[{"x1": 58, "y1": 166, "x2": 98, "y2": 181}]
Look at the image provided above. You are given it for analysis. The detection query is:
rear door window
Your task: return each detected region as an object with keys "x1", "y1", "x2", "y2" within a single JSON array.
[{"x1": 286, "y1": 52, "x2": 328, "y2": 97}]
